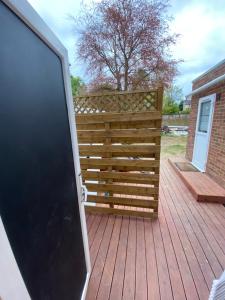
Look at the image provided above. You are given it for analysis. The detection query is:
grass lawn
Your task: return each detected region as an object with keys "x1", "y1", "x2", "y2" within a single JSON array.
[{"x1": 161, "y1": 134, "x2": 187, "y2": 158}]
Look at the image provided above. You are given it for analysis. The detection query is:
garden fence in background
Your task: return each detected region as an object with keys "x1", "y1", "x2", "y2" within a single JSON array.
[
  {"x1": 162, "y1": 113, "x2": 189, "y2": 126},
  {"x1": 74, "y1": 88, "x2": 163, "y2": 218}
]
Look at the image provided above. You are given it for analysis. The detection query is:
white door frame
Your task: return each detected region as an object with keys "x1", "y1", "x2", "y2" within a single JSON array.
[
  {"x1": 192, "y1": 93, "x2": 216, "y2": 172},
  {"x1": 1, "y1": 1, "x2": 91, "y2": 299}
]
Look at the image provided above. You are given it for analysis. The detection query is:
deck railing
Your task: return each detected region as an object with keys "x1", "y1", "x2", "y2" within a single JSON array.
[{"x1": 74, "y1": 88, "x2": 163, "y2": 218}]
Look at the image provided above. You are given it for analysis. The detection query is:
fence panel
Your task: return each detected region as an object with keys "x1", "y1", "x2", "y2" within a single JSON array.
[{"x1": 75, "y1": 89, "x2": 163, "y2": 218}]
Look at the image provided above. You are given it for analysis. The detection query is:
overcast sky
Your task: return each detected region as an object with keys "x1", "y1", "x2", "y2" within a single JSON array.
[{"x1": 27, "y1": 0, "x2": 225, "y2": 95}]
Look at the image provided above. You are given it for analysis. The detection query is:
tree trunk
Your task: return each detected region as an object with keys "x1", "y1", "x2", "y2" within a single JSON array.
[
  {"x1": 116, "y1": 77, "x2": 122, "y2": 91},
  {"x1": 124, "y1": 60, "x2": 129, "y2": 91}
]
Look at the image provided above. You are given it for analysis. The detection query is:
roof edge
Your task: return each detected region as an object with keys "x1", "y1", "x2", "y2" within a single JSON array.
[
  {"x1": 186, "y1": 73, "x2": 225, "y2": 98},
  {"x1": 192, "y1": 58, "x2": 225, "y2": 83}
]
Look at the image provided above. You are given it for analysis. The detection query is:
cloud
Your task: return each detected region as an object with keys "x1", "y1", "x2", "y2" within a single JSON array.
[
  {"x1": 170, "y1": 0, "x2": 225, "y2": 94},
  {"x1": 27, "y1": 0, "x2": 85, "y2": 76},
  {"x1": 27, "y1": 0, "x2": 225, "y2": 95}
]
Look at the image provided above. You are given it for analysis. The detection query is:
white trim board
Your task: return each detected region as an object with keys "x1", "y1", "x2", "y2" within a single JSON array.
[
  {"x1": 1, "y1": 0, "x2": 91, "y2": 299},
  {"x1": 186, "y1": 73, "x2": 225, "y2": 97}
]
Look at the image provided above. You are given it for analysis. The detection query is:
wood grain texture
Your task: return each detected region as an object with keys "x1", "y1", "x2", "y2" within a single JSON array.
[
  {"x1": 76, "y1": 111, "x2": 161, "y2": 124},
  {"x1": 82, "y1": 170, "x2": 159, "y2": 184},
  {"x1": 76, "y1": 119, "x2": 157, "y2": 130},
  {"x1": 80, "y1": 158, "x2": 159, "y2": 168},
  {"x1": 79, "y1": 144, "x2": 160, "y2": 155},
  {"x1": 85, "y1": 206, "x2": 156, "y2": 218},
  {"x1": 75, "y1": 89, "x2": 163, "y2": 217},
  {"x1": 86, "y1": 160, "x2": 225, "y2": 300},
  {"x1": 85, "y1": 183, "x2": 158, "y2": 196},
  {"x1": 87, "y1": 195, "x2": 158, "y2": 208}
]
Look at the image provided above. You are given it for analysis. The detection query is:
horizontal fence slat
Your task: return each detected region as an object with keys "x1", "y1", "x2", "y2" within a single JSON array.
[
  {"x1": 76, "y1": 111, "x2": 161, "y2": 124},
  {"x1": 81, "y1": 153, "x2": 157, "y2": 158},
  {"x1": 77, "y1": 129, "x2": 160, "y2": 138},
  {"x1": 80, "y1": 158, "x2": 159, "y2": 168},
  {"x1": 75, "y1": 88, "x2": 158, "y2": 98},
  {"x1": 79, "y1": 145, "x2": 160, "y2": 158},
  {"x1": 76, "y1": 120, "x2": 158, "y2": 130},
  {"x1": 78, "y1": 137, "x2": 158, "y2": 143},
  {"x1": 81, "y1": 165, "x2": 157, "y2": 172},
  {"x1": 87, "y1": 195, "x2": 158, "y2": 208},
  {"x1": 85, "y1": 183, "x2": 158, "y2": 196},
  {"x1": 79, "y1": 145, "x2": 160, "y2": 154},
  {"x1": 85, "y1": 205, "x2": 157, "y2": 219},
  {"x1": 82, "y1": 170, "x2": 159, "y2": 184}
]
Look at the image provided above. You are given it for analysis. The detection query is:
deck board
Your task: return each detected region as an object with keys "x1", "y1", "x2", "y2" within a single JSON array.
[
  {"x1": 86, "y1": 160, "x2": 225, "y2": 299},
  {"x1": 122, "y1": 217, "x2": 136, "y2": 300},
  {"x1": 168, "y1": 158, "x2": 225, "y2": 203},
  {"x1": 161, "y1": 165, "x2": 213, "y2": 292},
  {"x1": 110, "y1": 217, "x2": 129, "y2": 300},
  {"x1": 135, "y1": 218, "x2": 148, "y2": 300}
]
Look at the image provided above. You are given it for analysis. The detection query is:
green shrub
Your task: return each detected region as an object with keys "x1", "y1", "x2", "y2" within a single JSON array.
[
  {"x1": 162, "y1": 102, "x2": 180, "y2": 114},
  {"x1": 180, "y1": 108, "x2": 191, "y2": 114}
]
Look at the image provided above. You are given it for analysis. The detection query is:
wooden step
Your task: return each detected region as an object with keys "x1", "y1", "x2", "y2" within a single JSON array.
[{"x1": 168, "y1": 158, "x2": 225, "y2": 203}]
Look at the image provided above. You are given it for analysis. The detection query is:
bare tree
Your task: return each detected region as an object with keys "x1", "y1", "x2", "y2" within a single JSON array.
[{"x1": 74, "y1": 0, "x2": 179, "y2": 91}]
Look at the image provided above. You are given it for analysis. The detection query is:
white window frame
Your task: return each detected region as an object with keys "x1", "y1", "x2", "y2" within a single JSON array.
[{"x1": 1, "y1": 1, "x2": 91, "y2": 299}]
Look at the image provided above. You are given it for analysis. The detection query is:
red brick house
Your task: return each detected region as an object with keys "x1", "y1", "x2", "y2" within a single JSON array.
[{"x1": 186, "y1": 59, "x2": 225, "y2": 188}]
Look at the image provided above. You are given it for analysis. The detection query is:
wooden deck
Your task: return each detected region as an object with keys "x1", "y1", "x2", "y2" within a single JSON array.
[
  {"x1": 169, "y1": 157, "x2": 225, "y2": 203},
  {"x1": 85, "y1": 160, "x2": 225, "y2": 300}
]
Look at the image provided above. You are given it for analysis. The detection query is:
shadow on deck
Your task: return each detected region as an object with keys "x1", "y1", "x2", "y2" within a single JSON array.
[{"x1": 85, "y1": 160, "x2": 225, "y2": 300}]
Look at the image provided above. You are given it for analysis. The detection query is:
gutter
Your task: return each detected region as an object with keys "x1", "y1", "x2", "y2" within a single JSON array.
[
  {"x1": 192, "y1": 58, "x2": 225, "y2": 83},
  {"x1": 186, "y1": 73, "x2": 225, "y2": 98}
]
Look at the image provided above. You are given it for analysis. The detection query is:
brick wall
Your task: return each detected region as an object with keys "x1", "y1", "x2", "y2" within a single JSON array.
[{"x1": 186, "y1": 61, "x2": 225, "y2": 188}]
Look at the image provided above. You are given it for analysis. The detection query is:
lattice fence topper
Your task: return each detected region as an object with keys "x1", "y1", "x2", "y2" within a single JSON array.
[{"x1": 74, "y1": 89, "x2": 158, "y2": 114}]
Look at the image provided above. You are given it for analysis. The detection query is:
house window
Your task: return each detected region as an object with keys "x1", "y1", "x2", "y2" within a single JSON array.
[{"x1": 198, "y1": 100, "x2": 210, "y2": 133}]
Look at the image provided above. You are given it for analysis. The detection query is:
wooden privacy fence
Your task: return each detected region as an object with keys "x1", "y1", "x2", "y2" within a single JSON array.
[{"x1": 75, "y1": 89, "x2": 163, "y2": 218}]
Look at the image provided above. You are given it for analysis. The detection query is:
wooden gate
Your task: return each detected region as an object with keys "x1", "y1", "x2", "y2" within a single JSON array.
[{"x1": 75, "y1": 88, "x2": 163, "y2": 218}]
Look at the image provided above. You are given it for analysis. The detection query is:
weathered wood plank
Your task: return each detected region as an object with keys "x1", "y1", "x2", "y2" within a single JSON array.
[{"x1": 87, "y1": 195, "x2": 158, "y2": 208}]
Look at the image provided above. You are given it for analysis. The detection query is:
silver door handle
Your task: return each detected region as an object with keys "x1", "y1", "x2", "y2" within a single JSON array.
[{"x1": 81, "y1": 184, "x2": 87, "y2": 202}]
